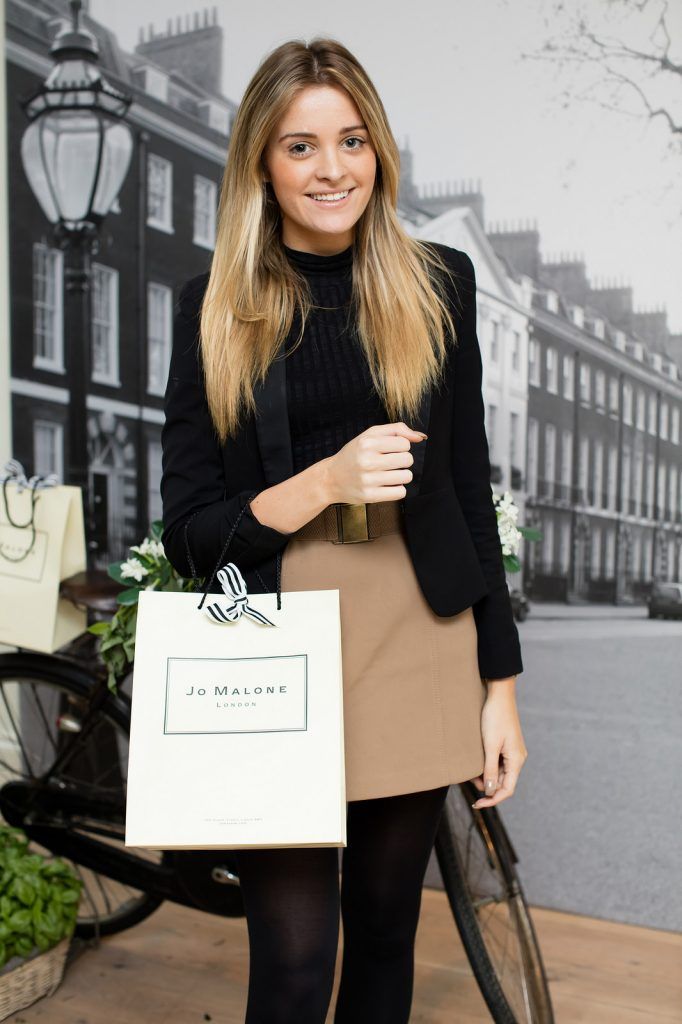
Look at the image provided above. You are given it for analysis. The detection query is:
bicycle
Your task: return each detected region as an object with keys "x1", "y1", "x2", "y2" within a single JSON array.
[{"x1": 0, "y1": 570, "x2": 554, "y2": 1023}]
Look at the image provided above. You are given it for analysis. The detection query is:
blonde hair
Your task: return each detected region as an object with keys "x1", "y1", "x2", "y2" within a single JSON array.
[{"x1": 200, "y1": 36, "x2": 460, "y2": 443}]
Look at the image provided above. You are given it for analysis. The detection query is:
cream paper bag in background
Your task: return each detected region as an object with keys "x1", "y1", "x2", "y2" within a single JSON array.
[
  {"x1": 125, "y1": 562, "x2": 346, "y2": 851},
  {"x1": 0, "y1": 462, "x2": 87, "y2": 653}
]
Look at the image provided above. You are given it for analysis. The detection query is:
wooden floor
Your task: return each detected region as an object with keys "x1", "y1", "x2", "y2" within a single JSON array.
[{"x1": 5, "y1": 889, "x2": 681, "y2": 1023}]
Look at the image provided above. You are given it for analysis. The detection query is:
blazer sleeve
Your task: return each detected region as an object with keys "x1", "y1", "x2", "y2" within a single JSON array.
[
  {"x1": 449, "y1": 250, "x2": 524, "y2": 680},
  {"x1": 160, "y1": 277, "x2": 292, "y2": 580}
]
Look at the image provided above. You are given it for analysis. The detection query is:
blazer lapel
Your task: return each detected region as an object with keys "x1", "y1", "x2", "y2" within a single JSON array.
[
  {"x1": 403, "y1": 387, "x2": 432, "y2": 499},
  {"x1": 253, "y1": 350, "x2": 294, "y2": 486},
  {"x1": 253, "y1": 347, "x2": 432, "y2": 496}
]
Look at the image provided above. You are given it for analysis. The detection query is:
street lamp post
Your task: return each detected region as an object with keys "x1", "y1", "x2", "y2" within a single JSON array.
[{"x1": 19, "y1": 0, "x2": 133, "y2": 563}]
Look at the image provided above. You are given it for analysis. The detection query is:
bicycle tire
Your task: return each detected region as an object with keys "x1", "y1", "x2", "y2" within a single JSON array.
[
  {"x1": 0, "y1": 651, "x2": 165, "y2": 939},
  {"x1": 434, "y1": 787, "x2": 554, "y2": 1024}
]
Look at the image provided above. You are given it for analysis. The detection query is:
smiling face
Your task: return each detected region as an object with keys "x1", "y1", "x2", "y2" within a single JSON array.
[{"x1": 262, "y1": 84, "x2": 377, "y2": 255}]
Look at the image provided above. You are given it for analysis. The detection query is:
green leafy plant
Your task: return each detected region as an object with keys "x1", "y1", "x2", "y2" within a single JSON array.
[
  {"x1": 0, "y1": 824, "x2": 82, "y2": 971},
  {"x1": 88, "y1": 520, "x2": 196, "y2": 695},
  {"x1": 492, "y1": 489, "x2": 542, "y2": 574}
]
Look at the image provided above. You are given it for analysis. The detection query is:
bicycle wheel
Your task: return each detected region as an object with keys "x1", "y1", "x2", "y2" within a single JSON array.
[
  {"x1": 434, "y1": 781, "x2": 554, "y2": 1024},
  {"x1": 0, "y1": 651, "x2": 165, "y2": 939}
]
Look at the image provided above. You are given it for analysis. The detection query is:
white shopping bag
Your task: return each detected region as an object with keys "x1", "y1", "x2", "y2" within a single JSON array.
[
  {"x1": 0, "y1": 462, "x2": 87, "y2": 653},
  {"x1": 125, "y1": 562, "x2": 346, "y2": 851}
]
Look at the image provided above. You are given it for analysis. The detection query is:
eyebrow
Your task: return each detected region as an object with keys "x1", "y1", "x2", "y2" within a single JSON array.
[{"x1": 277, "y1": 123, "x2": 367, "y2": 142}]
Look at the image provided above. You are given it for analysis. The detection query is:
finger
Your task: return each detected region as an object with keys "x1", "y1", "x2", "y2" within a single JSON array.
[
  {"x1": 369, "y1": 434, "x2": 412, "y2": 455},
  {"x1": 365, "y1": 485, "x2": 407, "y2": 503},
  {"x1": 370, "y1": 422, "x2": 428, "y2": 442},
  {"x1": 472, "y1": 761, "x2": 519, "y2": 809}
]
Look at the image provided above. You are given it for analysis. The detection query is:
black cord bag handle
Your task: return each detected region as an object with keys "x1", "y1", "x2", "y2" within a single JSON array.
[{"x1": 182, "y1": 491, "x2": 283, "y2": 612}]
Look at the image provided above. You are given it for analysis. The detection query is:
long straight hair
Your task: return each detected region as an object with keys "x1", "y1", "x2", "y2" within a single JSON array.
[{"x1": 200, "y1": 37, "x2": 461, "y2": 444}]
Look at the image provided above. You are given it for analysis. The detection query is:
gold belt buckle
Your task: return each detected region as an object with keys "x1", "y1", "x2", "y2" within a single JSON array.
[{"x1": 333, "y1": 503, "x2": 370, "y2": 543}]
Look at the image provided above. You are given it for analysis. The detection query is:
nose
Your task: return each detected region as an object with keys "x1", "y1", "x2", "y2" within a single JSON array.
[{"x1": 314, "y1": 145, "x2": 347, "y2": 183}]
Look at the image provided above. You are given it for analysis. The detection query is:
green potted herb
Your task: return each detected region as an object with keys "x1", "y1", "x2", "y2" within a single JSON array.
[
  {"x1": 88, "y1": 520, "x2": 195, "y2": 694},
  {"x1": 0, "y1": 824, "x2": 83, "y2": 1019}
]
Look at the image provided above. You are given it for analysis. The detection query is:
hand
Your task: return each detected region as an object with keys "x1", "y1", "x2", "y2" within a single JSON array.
[
  {"x1": 470, "y1": 685, "x2": 528, "y2": 809},
  {"x1": 323, "y1": 422, "x2": 427, "y2": 505}
]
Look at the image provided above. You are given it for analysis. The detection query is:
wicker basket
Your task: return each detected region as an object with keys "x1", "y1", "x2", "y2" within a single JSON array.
[{"x1": 0, "y1": 935, "x2": 71, "y2": 1021}]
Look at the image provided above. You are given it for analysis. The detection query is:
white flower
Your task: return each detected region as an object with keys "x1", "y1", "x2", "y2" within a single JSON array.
[
  {"x1": 120, "y1": 557, "x2": 149, "y2": 582},
  {"x1": 493, "y1": 491, "x2": 523, "y2": 557},
  {"x1": 130, "y1": 537, "x2": 165, "y2": 559}
]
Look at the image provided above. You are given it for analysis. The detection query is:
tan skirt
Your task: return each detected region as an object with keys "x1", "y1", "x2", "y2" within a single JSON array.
[{"x1": 279, "y1": 501, "x2": 487, "y2": 802}]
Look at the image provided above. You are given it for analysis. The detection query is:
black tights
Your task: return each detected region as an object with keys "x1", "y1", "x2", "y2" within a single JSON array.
[{"x1": 233, "y1": 784, "x2": 450, "y2": 1023}]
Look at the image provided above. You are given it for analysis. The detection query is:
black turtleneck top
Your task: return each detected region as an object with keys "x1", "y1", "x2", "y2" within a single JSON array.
[{"x1": 282, "y1": 242, "x2": 389, "y2": 476}]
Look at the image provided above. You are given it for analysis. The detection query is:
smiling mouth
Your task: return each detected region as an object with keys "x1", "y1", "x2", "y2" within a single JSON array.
[{"x1": 306, "y1": 188, "x2": 355, "y2": 203}]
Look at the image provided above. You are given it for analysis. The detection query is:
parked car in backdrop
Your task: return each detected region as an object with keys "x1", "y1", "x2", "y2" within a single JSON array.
[
  {"x1": 509, "y1": 582, "x2": 530, "y2": 622},
  {"x1": 647, "y1": 581, "x2": 682, "y2": 620}
]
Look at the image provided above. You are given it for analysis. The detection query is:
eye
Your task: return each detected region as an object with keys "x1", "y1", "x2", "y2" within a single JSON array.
[
  {"x1": 343, "y1": 137, "x2": 366, "y2": 150},
  {"x1": 289, "y1": 142, "x2": 311, "y2": 157}
]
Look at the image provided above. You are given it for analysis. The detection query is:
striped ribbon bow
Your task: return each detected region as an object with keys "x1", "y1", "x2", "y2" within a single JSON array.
[
  {"x1": 0, "y1": 459, "x2": 59, "y2": 492},
  {"x1": 203, "y1": 563, "x2": 277, "y2": 627}
]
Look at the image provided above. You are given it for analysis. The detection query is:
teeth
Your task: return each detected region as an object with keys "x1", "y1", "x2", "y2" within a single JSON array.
[{"x1": 309, "y1": 190, "x2": 350, "y2": 202}]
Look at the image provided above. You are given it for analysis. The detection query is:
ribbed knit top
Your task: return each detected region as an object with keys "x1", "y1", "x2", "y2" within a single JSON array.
[{"x1": 282, "y1": 242, "x2": 389, "y2": 475}]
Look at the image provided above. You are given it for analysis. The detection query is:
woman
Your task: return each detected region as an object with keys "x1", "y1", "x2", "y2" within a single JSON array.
[{"x1": 161, "y1": 36, "x2": 528, "y2": 1024}]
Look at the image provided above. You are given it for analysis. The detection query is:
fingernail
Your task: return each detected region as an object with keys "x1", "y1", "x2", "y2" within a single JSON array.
[{"x1": 419, "y1": 432, "x2": 428, "y2": 439}]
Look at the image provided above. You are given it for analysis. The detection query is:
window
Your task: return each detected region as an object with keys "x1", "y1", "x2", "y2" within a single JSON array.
[
  {"x1": 147, "y1": 282, "x2": 172, "y2": 395},
  {"x1": 193, "y1": 175, "x2": 217, "y2": 249},
  {"x1": 631, "y1": 532, "x2": 641, "y2": 581},
  {"x1": 32, "y1": 243, "x2": 64, "y2": 371},
  {"x1": 595, "y1": 369, "x2": 606, "y2": 410},
  {"x1": 668, "y1": 466, "x2": 678, "y2": 521},
  {"x1": 593, "y1": 440, "x2": 604, "y2": 507},
  {"x1": 542, "y1": 515, "x2": 554, "y2": 569},
  {"x1": 660, "y1": 401, "x2": 669, "y2": 440},
  {"x1": 672, "y1": 407, "x2": 680, "y2": 445},
  {"x1": 657, "y1": 462, "x2": 666, "y2": 517},
  {"x1": 147, "y1": 154, "x2": 173, "y2": 231},
  {"x1": 529, "y1": 339, "x2": 540, "y2": 386},
  {"x1": 642, "y1": 535, "x2": 653, "y2": 581},
  {"x1": 487, "y1": 404, "x2": 497, "y2": 460},
  {"x1": 591, "y1": 525, "x2": 602, "y2": 579},
  {"x1": 579, "y1": 363, "x2": 591, "y2": 405},
  {"x1": 490, "y1": 321, "x2": 499, "y2": 363},
  {"x1": 33, "y1": 420, "x2": 64, "y2": 481},
  {"x1": 609, "y1": 376, "x2": 619, "y2": 415},
  {"x1": 623, "y1": 381, "x2": 633, "y2": 425},
  {"x1": 579, "y1": 436, "x2": 590, "y2": 502},
  {"x1": 147, "y1": 439, "x2": 163, "y2": 524},
  {"x1": 91, "y1": 263, "x2": 119, "y2": 385},
  {"x1": 607, "y1": 445, "x2": 618, "y2": 510},
  {"x1": 648, "y1": 394, "x2": 657, "y2": 435},
  {"x1": 509, "y1": 411, "x2": 519, "y2": 465},
  {"x1": 562, "y1": 354, "x2": 574, "y2": 401},
  {"x1": 560, "y1": 520, "x2": 571, "y2": 573},
  {"x1": 621, "y1": 444, "x2": 631, "y2": 512},
  {"x1": 527, "y1": 418, "x2": 539, "y2": 494},
  {"x1": 544, "y1": 423, "x2": 556, "y2": 483},
  {"x1": 560, "y1": 429, "x2": 572, "y2": 488},
  {"x1": 645, "y1": 453, "x2": 655, "y2": 518},
  {"x1": 546, "y1": 347, "x2": 558, "y2": 394},
  {"x1": 636, "y1": 389, "x2": 646, "y2": 430},
  {"x1": 605, "y1": 528, "x2": 616, "y2": 578},
  {"x1": 511, "y1": 331, "x2": 520, "y2": 373},
  {"x1": 634, "y1": 451, "x2": 644, "y2": 516}
]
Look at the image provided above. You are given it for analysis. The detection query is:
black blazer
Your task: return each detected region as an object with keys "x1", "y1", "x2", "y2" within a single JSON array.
[{"x1": 160, "y1": 243, "x2": 523, "y2": 681}]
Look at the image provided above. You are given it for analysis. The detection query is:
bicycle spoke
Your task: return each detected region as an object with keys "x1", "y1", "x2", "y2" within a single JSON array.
[
  {"x1": 29, "y1": 681, "x2": 58, "y2": 755},
  {"x1": 0, "y1": 661, "x2": 165, "y2": 939},
  {"x1": 0, "y1": 682, "x2": 36, "y2": 779}
]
